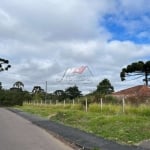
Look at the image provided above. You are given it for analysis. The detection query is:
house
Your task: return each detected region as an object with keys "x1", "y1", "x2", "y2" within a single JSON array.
[{"x1": 112, "y1": 85, "x2": 150, "y2": 103}]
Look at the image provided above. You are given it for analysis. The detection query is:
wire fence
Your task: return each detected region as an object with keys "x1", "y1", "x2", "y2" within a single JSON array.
[{"x1": 24, "y1": 97, "x2": 131, "y2": 114}]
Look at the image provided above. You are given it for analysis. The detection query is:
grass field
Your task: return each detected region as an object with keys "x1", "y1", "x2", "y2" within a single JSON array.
[{"x1": 15, "y1": 103, "x2": 150, "y2": 145}]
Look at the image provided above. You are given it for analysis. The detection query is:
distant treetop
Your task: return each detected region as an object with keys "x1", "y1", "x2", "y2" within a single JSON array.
[
  {"x1": 120, "y1": 61, "x2": 150, "y2": 86},
  {"x1": 0, "y1": 58, "x2": 11, "y2": 72}
]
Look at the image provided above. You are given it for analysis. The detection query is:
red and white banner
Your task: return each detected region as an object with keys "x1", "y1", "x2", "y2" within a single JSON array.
[
  {"x1": 72, "y1": 66, "x2": 87, "y2": 74},
  {"x1": 66, "y1": 66, "x2": 87, "y2": 74}
]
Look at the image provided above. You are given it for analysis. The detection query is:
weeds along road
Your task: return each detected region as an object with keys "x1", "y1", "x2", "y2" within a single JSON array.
[{"x1": 0, "y1": 108, "x2": 74, "y2": 150}]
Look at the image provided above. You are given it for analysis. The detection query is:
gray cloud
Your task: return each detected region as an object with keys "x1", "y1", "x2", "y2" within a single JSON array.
[{"x1": 0, "y1": 0, "x2": 150, "y2": 93}]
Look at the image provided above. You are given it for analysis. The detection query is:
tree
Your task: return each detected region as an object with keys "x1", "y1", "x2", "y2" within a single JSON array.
[
  {"x1": 0, "y1": 58, "x2": 11, "y2": 72},
  {"x1": 32, "y1": 86, "x2": 45, "y2": 101},
  {"x1": 0, "y1": 82, "x2": 2, "y2": 90},
  {"x1": 96, "y1": 79, "x2": 114, "y2": 96},
  {"x1": 54, "y1": 90, "x2": 66, "y2": 101},
  {"x1": 65, "y1": 85, "x2": 82, "y2": 100},
  {"x1": 32, "y1": 86, "x2": 44, "y2": 93},
  {"x1": 120, "y1": 61, "x2": 150, "y2": 86},
  {"x1": 13, "y1": 81, "x2": 24, "y2": 90},
  {"x1": 0, "y1": 89, "x2": 25, "y2": 106}
]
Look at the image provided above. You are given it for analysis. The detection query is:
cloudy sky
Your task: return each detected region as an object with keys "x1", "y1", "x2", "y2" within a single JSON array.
[{"x1": 0, "y1": 0, "x2": 150, "y2": 93}]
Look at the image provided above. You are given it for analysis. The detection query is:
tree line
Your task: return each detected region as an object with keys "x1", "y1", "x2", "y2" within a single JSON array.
[{"x1": 0, "y1": 79, "x2": 114, "y2": 106}]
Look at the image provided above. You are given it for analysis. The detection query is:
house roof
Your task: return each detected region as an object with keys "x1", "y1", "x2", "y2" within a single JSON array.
[{"x1": 113, "y1": 85, "x2": 150, "y2": 97}]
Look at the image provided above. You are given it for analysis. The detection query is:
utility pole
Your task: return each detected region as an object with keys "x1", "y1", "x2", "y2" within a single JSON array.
[{"x1": 45, "y1": 81, "x2": 47, "y2": 102}]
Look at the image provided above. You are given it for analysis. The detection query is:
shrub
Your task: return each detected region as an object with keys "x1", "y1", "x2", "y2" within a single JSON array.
[{"x1": 0, "y1": 89, "x2": 28, "y2": 106}]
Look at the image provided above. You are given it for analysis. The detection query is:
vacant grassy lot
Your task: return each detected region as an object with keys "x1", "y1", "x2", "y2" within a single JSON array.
[{"x1": 15, "y1": 103, "x2": 150, "y2": 145}]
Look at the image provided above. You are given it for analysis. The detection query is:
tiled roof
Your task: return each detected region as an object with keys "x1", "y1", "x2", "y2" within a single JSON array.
[{"x1": 113, "y1": 85, "x2": 150, "y2": 97}]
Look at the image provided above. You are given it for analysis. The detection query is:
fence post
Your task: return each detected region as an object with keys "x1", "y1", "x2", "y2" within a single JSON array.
[
  {"x1": 122, "y1": 97, "x2": 125, "y2": 113},
  {"x1": 64, "y1": 100, "x2": 66, "y2": 107},
  {"x1": 85, "y1": 98, "x2": 88, "y2": 112},
  {"x1": 100, "y1": 98, "x2": 103, "y2": 112},
  {"x1": 56, "y1": 100, "x2": 58, "y2": 105},
  {"x1": 73, "y1": 99, "x2": 75, "y2": 107}
]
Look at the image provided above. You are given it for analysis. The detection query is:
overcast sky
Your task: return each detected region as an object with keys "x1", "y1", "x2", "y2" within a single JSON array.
[{"x1": 0, "y1": 0, "x2": 150, "y2": 93}]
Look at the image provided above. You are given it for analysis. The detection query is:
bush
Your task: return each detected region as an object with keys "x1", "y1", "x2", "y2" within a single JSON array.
[
  {"x1": 0, "y1": 89, "x2": 29, "y2": 106},
  {"x1": 104, "y1": 95, "x2": 120, "y2": 104},
  {"x1": 89, "y1": 103, "x2": 101, "y2": 112}
]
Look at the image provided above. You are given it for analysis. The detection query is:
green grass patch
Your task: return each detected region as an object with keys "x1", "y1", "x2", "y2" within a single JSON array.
[{"x1": 15, "y1": 103, "x2": 150, "y2": 145}]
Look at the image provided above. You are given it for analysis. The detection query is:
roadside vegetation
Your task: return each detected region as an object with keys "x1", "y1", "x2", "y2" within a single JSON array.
[
  {"x1": 0, "y1": 67, "x2": 149, "y2": 146},
  {"x1": 15, "y1": 103, "x2": 150, "y2": 145}
]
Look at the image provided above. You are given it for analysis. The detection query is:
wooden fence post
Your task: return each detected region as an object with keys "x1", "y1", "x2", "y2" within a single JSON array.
[
  {"x1": 100, "y1": 98, "x2": 103, "y2": 112},
  {"x1": 85, "y1": 98, "x2": 88, "y2": 112},
  {"x1": 56, "y1": 100, "x2": 58, "y2": 105},
  {"x1": 64, "y1": 100, "x2": 66, "y2": 107},
  {"x1": 122, "y1": 97, "x2": 125, "y2": 113}
]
